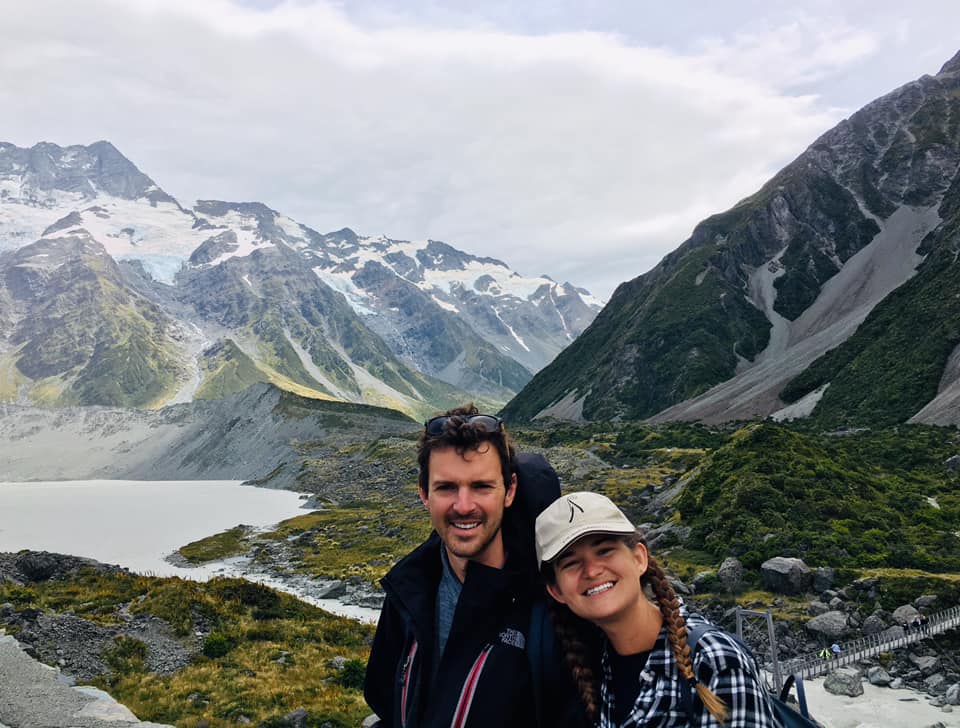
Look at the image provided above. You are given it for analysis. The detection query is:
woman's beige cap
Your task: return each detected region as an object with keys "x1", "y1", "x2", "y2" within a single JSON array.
[{"x1": 535, "y1": 491, "x2": 636, "y2": 564}]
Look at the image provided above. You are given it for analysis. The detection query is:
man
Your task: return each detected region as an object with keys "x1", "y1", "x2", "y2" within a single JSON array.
[{"x1": 364, "y1": 404, "x2": 557, "y2": 727}]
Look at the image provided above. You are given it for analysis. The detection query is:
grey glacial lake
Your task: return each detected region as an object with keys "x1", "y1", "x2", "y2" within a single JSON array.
[
  {"x1": 0, "y1": 479, "x2": 381, "y2": 621},
  {"x1": 0, "y1": 479, "x2": 306, "y2": 577}
]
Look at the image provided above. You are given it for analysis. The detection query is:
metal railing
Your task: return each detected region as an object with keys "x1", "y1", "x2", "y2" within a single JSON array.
[{"x1": 779, "y1": 604, "x2": 960, "y2": 680}]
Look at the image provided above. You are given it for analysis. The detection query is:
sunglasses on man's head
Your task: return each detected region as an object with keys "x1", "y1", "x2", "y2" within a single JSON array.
[{"x1": 424, "y1": 414, "x2": 504, "y2": 437}]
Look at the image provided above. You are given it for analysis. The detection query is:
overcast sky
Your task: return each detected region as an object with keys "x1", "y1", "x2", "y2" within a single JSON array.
[{"x1": 4, "y1": 1, "x2": 959, "y2": 298}]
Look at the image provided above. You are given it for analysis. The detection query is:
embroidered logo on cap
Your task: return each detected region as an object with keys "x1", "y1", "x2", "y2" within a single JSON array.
[{"x1": 567, "y1": 496, "x2": 585, "y2": 523}]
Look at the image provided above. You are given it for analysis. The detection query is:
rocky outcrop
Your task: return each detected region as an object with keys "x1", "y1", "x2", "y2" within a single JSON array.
[
  {"x1": 805, "y1": 610, "x2": 850, "y2": 639},
  {"x1": 717, "y1": 557, "x2": 744, "y2": 593},
  {"x1": 760, "y1": 556, "x2": 812, "y2": 594},
  {"x1": 824, "y1": 669, "x2": 864, "y2": 697}
]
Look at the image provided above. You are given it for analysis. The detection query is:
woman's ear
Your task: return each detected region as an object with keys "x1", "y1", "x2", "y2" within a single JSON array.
[
  {"x1": 632, "y1": 541, "x2": 649, "y2": 575},
  {"x1": 545, "y1": 580, "x2": 568, "y2": 605}
]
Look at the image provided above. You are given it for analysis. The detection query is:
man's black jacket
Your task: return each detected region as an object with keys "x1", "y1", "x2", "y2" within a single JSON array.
[{"x1": 364, "y1": 533, "x2": 542, "y2": 728}]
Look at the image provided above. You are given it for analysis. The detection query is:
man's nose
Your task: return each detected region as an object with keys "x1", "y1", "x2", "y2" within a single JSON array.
[{"x1": 452, "y1": 488, "x2": 475, "y2": 514}]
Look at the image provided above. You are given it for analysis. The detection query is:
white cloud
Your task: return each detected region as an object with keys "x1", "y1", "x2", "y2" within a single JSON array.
[{"x1": 3, "y1": 0, "x2": 946, "y2": 299}]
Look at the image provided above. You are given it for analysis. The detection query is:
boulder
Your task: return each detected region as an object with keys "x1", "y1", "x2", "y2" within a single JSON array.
[
  {"x1": 915, "y1": 594, "x2": 938, "y2": 609},
  {"x1": 808, "y1": 601, "x2": 830, "y2": 616},
  {"x1": 283, "y1": 708, "x2": 308, "y2": 728},
  {"x1": 893, "y1": 604, "x2": 920, "y2": 625},
  {"x1": 692, "y1": 571, "x2": 717, "y2": 592},
  {"x1": 911, "y1": 654, "x2": 941, "y2": 676},
  {"x1": 925, "y1": 673, "x2": 948, "y2": 693},
  {"x1": 824, "y1": 669, "x2": 864, "y2": 697},
  {"x1": 760, "y1": 557, "x2": 812, "y2": 595},
  {"x1": 805, "y1": 610, "x2": 850, "y2": 639},
  {"x1": 361, "y1": 716, "x2": 381, "y2": 728},
  {"x1": 945, "y1": 454, "x2": 960, "y2": 470},
  {"x1": 668, "y1": 576, "x2": 692, "y2": 596},
  {"x1": 862, "y1": 614, "x2": 886, "y2": 635},
  {"x1": 717, "y1": 558, "x2": 744, "y2": 592},
  {"x1": 946, "y1": 683, "x2": 960, "y2": 706},
  {"x1": 813, "y1": 567, "x2": 835, "y2": 592},
  {"x1": 867, "y1": 666, "x2": 893, "y2": 686}
]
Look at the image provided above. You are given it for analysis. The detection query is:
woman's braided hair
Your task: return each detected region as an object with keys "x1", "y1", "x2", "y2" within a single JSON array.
[{"x1": 545, "y1": 531, "x2": 729, "y2": 724}]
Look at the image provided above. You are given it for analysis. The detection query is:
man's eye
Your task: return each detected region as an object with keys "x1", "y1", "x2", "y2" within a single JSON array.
[{"x1": 558, "y1": 560, "x2": 578, "y2": 571}]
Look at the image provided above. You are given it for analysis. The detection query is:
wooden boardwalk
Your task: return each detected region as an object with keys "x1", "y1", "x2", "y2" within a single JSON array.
[{"x1": 779, "y1": 604, "x2": 960, "y2": 681}]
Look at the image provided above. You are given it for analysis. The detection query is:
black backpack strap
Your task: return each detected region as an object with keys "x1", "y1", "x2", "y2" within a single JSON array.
[
  {"x1": 528, "y1": 598, "x2": 558, "y2": 727},
  {"x1": 779, "y1": 673, "x2": 811, "y2": 719}
]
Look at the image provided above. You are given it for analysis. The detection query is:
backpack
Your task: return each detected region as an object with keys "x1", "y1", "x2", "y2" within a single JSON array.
[
  {"x1": 509, "y1": 453, "x2": 576, "y2": 726},
  {"x1": 684, "y1": 621, "x2": 824, "y2": 728},
  {"x1": 508, "y1": 452, "x2": 563, "y2": 574}
]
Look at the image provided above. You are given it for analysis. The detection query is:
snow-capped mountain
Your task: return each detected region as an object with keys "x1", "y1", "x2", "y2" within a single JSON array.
[{"x1": 0, "y1": 141, "x2": 601, "y2": 416}]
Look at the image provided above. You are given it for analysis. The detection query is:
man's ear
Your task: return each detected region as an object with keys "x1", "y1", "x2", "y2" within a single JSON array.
[
  {"x1": 545, "y1": 580, "x2": 567, "y2": 605},
  {"x1": 418, "y1": 486, "x2": 429, "y2": 509},
  {"x1": 504, "y1": 472, "x2": 518, "y2": 507}
]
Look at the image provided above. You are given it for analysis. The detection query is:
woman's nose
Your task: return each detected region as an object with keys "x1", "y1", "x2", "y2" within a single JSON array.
[{"x1": 582, "y1": 555, "x2": 604, "y2": 578}]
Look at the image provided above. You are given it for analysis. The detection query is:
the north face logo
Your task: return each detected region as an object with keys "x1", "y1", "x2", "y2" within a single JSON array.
[{"x1": 499, "y1": 628, "x2": 525, "y2": 649}]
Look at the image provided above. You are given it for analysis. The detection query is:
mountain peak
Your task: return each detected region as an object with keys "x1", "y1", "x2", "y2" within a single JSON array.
[
  {"x1": 0, "y1": 140, "x2": 177, "y2": 206},
  {"x1": 939, "y1": 48, "x2": 960, "y2": 76}
]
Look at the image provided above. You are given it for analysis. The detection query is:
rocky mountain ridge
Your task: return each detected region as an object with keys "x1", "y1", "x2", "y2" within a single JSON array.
[
  {"x1": 503, "y1": 49, "x2": 960, "y2": 428},
  {"x1": 0, "y1": 142, "x2": 600, "y2": 416}
]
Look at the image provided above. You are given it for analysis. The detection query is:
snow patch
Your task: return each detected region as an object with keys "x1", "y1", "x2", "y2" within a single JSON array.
[
  {"x1": 115, "y1": 254, "x2": 183, "y2": 285},
  {"x1": 312, "y1": 267, "x2": 377, "y2": 315},
  {"x1": 430, "y1": 295, "x2": 459, "y2": 313}
]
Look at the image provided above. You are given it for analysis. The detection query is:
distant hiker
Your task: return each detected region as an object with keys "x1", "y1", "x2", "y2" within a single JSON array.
[
  {"x1": 364, "y1": 405, "x2": 585, "y2": 728},
  {"x1": 920, "y1": 614, "x2": 930, "y2": 634},
  {"x1": 818, "y1": 646, "x2": 832, "y2": 659},
  {"x1": 535, "y1": 491, "x2": 780, "y2": 727},
  {"x1": 830, "y1": 643, "x2": 842, "y2": 657}
]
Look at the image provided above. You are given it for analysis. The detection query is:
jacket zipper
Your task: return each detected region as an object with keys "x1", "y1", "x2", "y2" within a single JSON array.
[
  {"x1": 400, "y1": 638, "x2": 418, "y2": 728},
  {"x1": 449, "y1": 643, "x2": 494, "y2": 728}
]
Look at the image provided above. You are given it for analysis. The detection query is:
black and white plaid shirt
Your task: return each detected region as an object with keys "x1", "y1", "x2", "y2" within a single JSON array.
[{"x1": 598, "y1": 614, "x2": 780, "y2": 727}]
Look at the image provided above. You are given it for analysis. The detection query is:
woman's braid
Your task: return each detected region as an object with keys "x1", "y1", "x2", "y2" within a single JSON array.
[
  {"x1": 644, "y1": 555, "x2": 729, "y2": 724},
  {"x1": 547, "y1": 599, "x2": 599, "y2": 723}
]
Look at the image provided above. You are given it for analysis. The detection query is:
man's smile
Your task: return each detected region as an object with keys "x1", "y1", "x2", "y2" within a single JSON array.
[{"x1": 451, "y1": 521, "x2": 481, "y2": 530}]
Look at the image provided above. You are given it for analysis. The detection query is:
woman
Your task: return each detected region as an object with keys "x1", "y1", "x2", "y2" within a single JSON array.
[{"x1": 535, "y1": 491, "x2": 780, "y2": 727}]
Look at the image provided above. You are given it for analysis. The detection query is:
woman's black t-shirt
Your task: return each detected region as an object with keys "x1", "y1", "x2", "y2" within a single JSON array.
[{"x1": 608, "y1": 648, "x2": 651, "y2": 724}]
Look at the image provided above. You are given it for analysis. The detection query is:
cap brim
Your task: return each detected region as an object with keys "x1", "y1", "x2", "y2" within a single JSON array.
[{"x1": 541, "y1": 521, "x2": 636, "y2": 564}]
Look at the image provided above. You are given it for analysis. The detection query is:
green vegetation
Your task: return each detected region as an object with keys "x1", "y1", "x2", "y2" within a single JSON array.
[
  {"x1": 180, "y1": 526, "x2": 253, "y2": 563},
  {"x1": 0, "y1": 570, "x2": 375, "y2": 727},
  {"x1": 676, "y1": 423, "x2": 960, "y2": 571},
  {"x1": 195, "y1": 340, "x2": 272, "y2": 401}
]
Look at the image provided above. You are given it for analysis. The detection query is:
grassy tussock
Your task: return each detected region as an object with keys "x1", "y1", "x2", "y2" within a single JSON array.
[{"x1": 0, "y1": 570, "x2": 374, "y2": 727}]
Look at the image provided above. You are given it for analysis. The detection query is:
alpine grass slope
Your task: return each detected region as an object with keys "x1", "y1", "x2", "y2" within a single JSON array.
[{"x1": 502, "y1": 50, "x2": 960, "y2": 428}]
